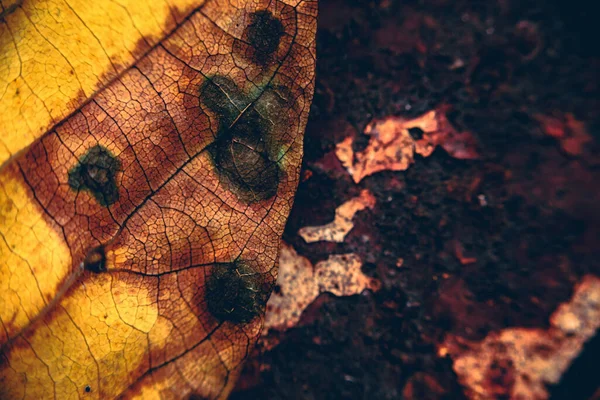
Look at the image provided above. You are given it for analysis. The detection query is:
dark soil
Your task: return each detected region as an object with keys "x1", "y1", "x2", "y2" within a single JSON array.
[{"x1": 233, "y1": 0, "x2": 600, "y2": 398}]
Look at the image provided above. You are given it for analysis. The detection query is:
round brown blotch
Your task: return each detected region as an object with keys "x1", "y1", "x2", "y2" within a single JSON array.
[
  {"x1": 83, "y1": 246, "x2": 106, "y2": 273},
  {"x1": 68, "y1": 144, "x2": 121, "y2": 206},
  {"x1": 205, "y1": 262, "x2": 268, "y2": 324},
  {"x1": 245, "y1": 10, "x2": 284, "y2": 64}
]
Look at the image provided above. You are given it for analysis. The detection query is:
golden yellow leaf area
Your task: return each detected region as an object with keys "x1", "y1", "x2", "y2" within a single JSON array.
[
  {"x1": 0, "y1": 0, "x2": 317, "y2": 398},
  {"x1": 0, "y1": 0, "x2": 203, "y2": 165},
  {"x1": 0, "y1": 171, "x2": 72, "y2": 344}
]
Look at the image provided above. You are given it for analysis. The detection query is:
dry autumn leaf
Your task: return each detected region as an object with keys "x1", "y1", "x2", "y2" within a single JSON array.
[{"x1": 0, "y1": 0, "x2": 317, "y2": 398}]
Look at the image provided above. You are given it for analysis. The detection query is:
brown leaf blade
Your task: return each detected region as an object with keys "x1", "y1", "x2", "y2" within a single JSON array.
[{"x1": 0, "y1": 1, "x2": 317, "y2": 398}]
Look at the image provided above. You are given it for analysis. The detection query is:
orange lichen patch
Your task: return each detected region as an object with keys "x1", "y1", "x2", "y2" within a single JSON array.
[
  {"x1": 0, "y1": 0, "x2": 317, "y2": 398},
  {"x1": 298, "y1": 189, "x2": 376, "y2": 243},
  {"x1": 535, "y1": 113, "x2": 594, "y2": 157},
  {"x1": 440, "y1": 275, "x2": 600, "y2": 400},
  {"x1": 336, "y1": 109, "x2": 479, "y2": 183},
  {"x1": 263, "y1": 243, "x2": 381, "y2": 344}
]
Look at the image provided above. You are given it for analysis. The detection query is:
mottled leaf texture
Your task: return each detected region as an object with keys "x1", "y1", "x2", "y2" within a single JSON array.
[{"x1": 0, "y1": 0, "x2": 316, "y2": 398}]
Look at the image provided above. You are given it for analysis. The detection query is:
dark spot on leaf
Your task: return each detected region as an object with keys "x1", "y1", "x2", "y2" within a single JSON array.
[
  {"x1": 246, "y1": 10, "x2": 284, "y2": 64},
  {"x1": 0, "y1": 0, "x2": 22, "y2": 22},
  {"x1": 205, "y1": 262, "x2": 268, "y2": 324},
  {"x1": 200, "y1": 76, "x2": 282, "y2": 202},
  {"x1": 83, "y1": 246, "x2": 106, "y2": 273},
  {"x1": 68, "y1": 144, "x2": 121, "y2": 206},
  {"x1": 210, "y1": 119, "x2": 280, "y2": 201},
  {"x1": 199, "y1": 76, "x2": 244, "y2": 127},
  {"x1": 84, "y1": 385, "x2": 91, "y2": 393}
]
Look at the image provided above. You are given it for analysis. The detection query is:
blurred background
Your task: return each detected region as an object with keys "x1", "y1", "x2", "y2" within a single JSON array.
[{"x1": 233, "y1": 0, "x2": 599, "y2": 398}]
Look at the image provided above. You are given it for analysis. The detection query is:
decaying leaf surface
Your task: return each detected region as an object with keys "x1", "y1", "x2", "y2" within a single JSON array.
[
  {"x1": 263, "y1": 242, "x2": 380, "y2": 344},
  {"x1": 298, "y1": 189, "x2": 375, "y2": 243},
  {"x1": 335, "y1": 108, "x2": 479, "y2": 183},
  {"x1": 0, "y1": 0, "x2": 203, "y2": 165},
  {"x1": 440, "y1": 275, "x2": 600, "y2": 400},
  {"x1": 0, "y1": 0, "x2": 317, "y2": 398}
]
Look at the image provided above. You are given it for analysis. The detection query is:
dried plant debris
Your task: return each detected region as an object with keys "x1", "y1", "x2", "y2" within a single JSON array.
[
  {"x1": 535, "y1": 113, "x2": 595, "y2": 158},
  {"x1": 298, "y1": 189, "x2": 376, "y2": 243},
  {"x1": 440, "y1": 275, "x2": 600, "y2": 400},
  {"x1": 262, "y1": 243, "x2": 380, "y2": 345},
  {"x1": 336, "y1": 108, "x2": 479, "y2": 183}
]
